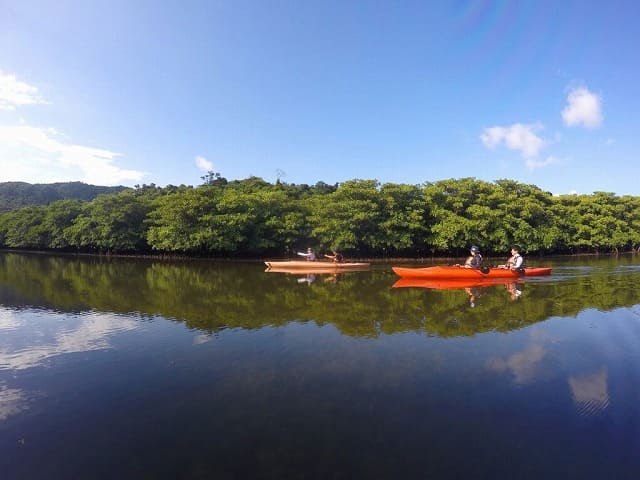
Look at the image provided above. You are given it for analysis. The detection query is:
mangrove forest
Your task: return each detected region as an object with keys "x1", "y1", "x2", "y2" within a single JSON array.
[{"x1": 1, "y1": 176, "x2": 639, "y2": 257}]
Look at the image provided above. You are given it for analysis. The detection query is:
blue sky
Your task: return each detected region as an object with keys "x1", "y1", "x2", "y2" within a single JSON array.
[{"x1": 1, "y1": 0, "x2": 639, "y2": 195}]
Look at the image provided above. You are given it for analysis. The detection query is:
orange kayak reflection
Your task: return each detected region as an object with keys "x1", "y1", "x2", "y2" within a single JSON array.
[{"x1": 392, "y1": 277, "x2": 524, "y2": 290}]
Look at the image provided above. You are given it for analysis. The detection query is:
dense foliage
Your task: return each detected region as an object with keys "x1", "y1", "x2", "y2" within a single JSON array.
[
  {"x1": 1, "y1": 176, "x2": 639, "y2": 256},
  {"x1": 0, "y1": 181, "x2": 125, "y2": 212}
]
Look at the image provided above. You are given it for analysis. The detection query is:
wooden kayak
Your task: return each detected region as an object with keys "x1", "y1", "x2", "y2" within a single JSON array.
[
  {"x1": 393, "y1": 277, "x2": 522, "y2": 290},
  {"x1": 264, "y1": 260, "x2": 370, "y2": 271},
  {"x1": 392, "y1": 265, "x2": 552, "y2": 279}
]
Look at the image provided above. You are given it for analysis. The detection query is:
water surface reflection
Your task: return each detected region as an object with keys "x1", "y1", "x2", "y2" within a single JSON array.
[
  {"x1": 2, "y1": 252, "x2": 640, "y2": 336},
  {"x1": 0, "y1": 253, "x2": 639, "y2": 478}
]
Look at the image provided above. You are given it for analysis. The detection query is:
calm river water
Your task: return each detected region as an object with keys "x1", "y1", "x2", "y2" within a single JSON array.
[{"x1": 1, "y1": 252, "x2": 639, "y2": 479}]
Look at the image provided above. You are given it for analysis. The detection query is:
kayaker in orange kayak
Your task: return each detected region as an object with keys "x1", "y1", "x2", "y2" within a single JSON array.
[
  {"x1": 499, "y1": 245, "x2": 524, "y2": 271},
  {"x1": 463, "y1": 245, "x2": 483, "y2": 269}
]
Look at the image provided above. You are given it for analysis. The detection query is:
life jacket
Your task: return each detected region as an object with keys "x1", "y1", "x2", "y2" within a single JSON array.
[
  {"x1": 512, "y1": 254, "x2": 525, "y2": 272},
  {"x1": 467, "y1": 253, "x2": 482, "y2": 268}
]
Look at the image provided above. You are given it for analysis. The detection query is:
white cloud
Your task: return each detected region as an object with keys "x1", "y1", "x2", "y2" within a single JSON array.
[
  {"x1": 552, "y1": 190, "x2": 579, "y2": 196},
  {"x1": 480, "y1": 123, "x2": 545, "y2": 157},
  {"x1": 526, "y1": 156, "x2": 556, "y2": 171},
  {"x1": 0, "y1": 124, "x2": 146, "y2": 185},
  {"x1": 196, "y1": 155, "x2": 213, "y2": 171},
  {"x1": 561, "y1": 87, "x2": 602, "y2": 128},
  {"x1": 0, "y1": 70, "x2": 47, "y2": 110}
]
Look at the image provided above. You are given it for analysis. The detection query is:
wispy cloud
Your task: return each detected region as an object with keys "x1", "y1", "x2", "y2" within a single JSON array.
[
  {"x1": 0, "y1": 69, "x2": 145, "y2": 185},
  {"x1": 561, "y1": 87, "x2": 602, "y2": 128},
  {"x1": 195, "y1": 155, "x2": 213, "y2": 171},
  {"x1": 480, "y1": 123, "x2": 545, "y2": 157},
  {"x1": 0, "y1": 124, "x2": 145, "y2": 185},
  {"x1": 0, "y1": 70, "x2": 47, "y2": 110},
  {"x1": 526, "y1": 156, "x2": 557, "y2": 171}
]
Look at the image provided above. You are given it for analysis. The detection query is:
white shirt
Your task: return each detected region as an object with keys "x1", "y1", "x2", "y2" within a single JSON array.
[
  {"x1": 512, "y1": 254, "x2": 523, "y2": 269},
  {"x1": 297, "y1": 251, "x2": 316, "y2": 261}
]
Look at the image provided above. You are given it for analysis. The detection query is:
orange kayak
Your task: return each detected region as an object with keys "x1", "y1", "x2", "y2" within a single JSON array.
[{"x1": 392, "y1": 265, "x2": 552, "y2": 279}]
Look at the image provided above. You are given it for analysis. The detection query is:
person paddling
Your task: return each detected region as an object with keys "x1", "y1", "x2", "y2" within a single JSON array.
[
  {"x1": 324, "y1": 250, "x2": 343, "y2": 263},
  {"x1": 499, "y1": 245, "x2": 524, "y2": 272},
  {"x1": 297, "y1": 247, "x2": 316, "y2": 261},
  {"x1": 463, "y1": 246, "x2": 483, "y2": 269}
]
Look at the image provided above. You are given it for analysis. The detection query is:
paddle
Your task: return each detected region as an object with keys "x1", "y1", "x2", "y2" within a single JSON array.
[{"x1": 451, "y1": 263, "x2": 491, "y2": 274}]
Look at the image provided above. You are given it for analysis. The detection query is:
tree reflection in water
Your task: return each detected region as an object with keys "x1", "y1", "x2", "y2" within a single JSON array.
[{"x1": 1, "y1": 252, "x2": 640, "y2": 338}]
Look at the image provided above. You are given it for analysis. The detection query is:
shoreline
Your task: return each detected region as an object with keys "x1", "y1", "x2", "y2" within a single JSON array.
[{"x1": 1, "y1": 248, "x2": 637, "y2": 263}]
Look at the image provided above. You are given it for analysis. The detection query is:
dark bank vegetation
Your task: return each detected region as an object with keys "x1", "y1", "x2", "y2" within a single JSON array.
[{"x1": 1, "y1": 175, "x2": 640, "y2": 257}]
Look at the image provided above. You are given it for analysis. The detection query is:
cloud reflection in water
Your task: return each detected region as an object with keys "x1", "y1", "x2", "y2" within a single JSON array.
[
  {"x1": 0, "y1": 307, "x2": 139, "y2": 423},
  {"x1": 568, "y1": 367, "x2": 609, "y2": 416},
  {"x1": 0, "y1": 308, "x2": 138, "y2": 371}
]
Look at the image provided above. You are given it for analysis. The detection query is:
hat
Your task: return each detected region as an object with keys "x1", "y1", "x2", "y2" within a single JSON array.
[{"x1": 470, "y1": 246, "x2": 480, "y2": 253}]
